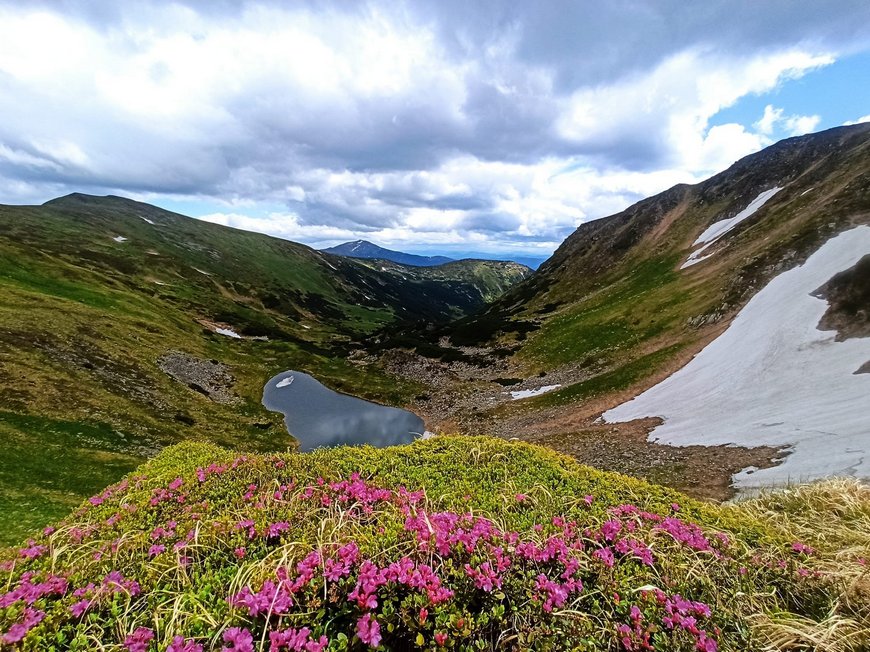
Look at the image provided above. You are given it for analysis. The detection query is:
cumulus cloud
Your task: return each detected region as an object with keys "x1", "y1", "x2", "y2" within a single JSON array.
[
  {"x1": 754, "y1": 105, "x2": 822, "y2": 137},
  {"x1": 0, "y1": 1, "x2": 868, "y2": 255}
]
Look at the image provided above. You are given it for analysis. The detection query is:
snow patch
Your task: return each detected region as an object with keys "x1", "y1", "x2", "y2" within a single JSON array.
[
  {"x1": 276, "y1": 376, "x2": 295, "y2": 388},
  {"x1": 510, "y1": 384, "x2": 561, "y2": 400},
  {"x1": 112, "y1": 235, "x2": 127, "y2": 243},
  {"x1": 193, "y1": 267, "x2": 212, "y2": 276},
  {"x1": 139, "y1": 215, "x2": 156, "y2": 225},
  {"x1": 215, "y1": 327, "x2": 242, "y2": 339},
  {"x1": 681, "y1": 187, "x2": 782, "y2": 269},
  {"x1": 605, "y1": 226, "x2": 870, "y2": 489}
]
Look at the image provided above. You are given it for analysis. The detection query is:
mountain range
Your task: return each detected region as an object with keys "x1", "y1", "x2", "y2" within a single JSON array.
[
  {"x1": 2, "y1": 124, "x2": 869, "y2": 541},
  {"x1": 322, "y1": 240, "x2": 455, "y2": 266},
  {"x1": 2, "y1": 123, "x2": 870, "y2": 651}
]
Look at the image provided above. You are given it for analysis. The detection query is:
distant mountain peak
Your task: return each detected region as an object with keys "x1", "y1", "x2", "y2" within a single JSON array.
[{"x1": 322, "y1": 240, "x2": 455, "y2": 267}]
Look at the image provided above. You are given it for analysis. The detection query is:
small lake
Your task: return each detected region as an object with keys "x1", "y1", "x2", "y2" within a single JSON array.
[{"x1": 262, "y1": 370, "x2": 425, "y2": 451}]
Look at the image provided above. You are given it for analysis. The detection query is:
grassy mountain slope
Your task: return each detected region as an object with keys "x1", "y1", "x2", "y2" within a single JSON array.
[
  {"x1": 446, "y1": 123, "x2": 870, "y2": 414},
  {"x1": 355, "y1": 258, "x2": 532, "y2": 307},
  {"x1": 0, "y1": 194, "x2": 527, "y2": 543},
  {"x1": 1, "y1": 436, "x2": 867, "y2": 650}
]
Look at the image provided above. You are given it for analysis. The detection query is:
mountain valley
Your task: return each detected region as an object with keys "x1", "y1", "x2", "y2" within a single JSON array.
[{"x1": 1, "y1": 123, "x2": 869, "y2": 652}]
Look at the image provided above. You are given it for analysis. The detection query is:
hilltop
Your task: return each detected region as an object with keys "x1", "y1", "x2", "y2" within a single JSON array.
[
  {"x1": 322, "y1": 241, "x2": 454, "y2": 267},
  {"x1": 1, "y1": 436, "x2": 868, "y2": 650}
]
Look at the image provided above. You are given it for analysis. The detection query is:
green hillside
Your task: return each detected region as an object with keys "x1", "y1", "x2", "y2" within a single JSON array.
[
  {"x1": 419, "y1": 124, "x2": 870, "y2": 474},
  {"x1": 1, "y1": 436, "x2": 867, "y2": 650},
  {"x1": 0, "y1": 195, "x2": 528, "y2": 543}
]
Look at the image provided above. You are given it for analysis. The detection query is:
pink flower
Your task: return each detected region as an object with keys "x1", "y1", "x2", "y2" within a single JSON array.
[
  {"x1": 267, "y1": 522, "x2": 291, "y2": 538},
  {"x1": 791, "y1": 541, "x2": 815, "y2": 555},
  {"x1": 434, "y1": 632, "x2": 448, "y2": 646},
  {"x1": 356, "y1": 613, "x2": 381, "y2": 648},
  {"x1": 124, "y1": 627, "x2": 154, "y2": 652},
  {"x1": 167, "y1": 636, "x2": 204, "y2": 652},
  {"x1": 222, "y1": 627, "x2": 254, "y2": 652},
  {"x1": 19, "y1": 542, "x2": 47, "y2": 559},
  {"x1": 1, "y1": 607, "x2": 44, "y2": 644},
  {"x1": 69, "y1": 599, "x2": 90, "y2": 618},
  {"x1": 593, "y1": 547, "x2": 615, "y2": 568},
  {"x1": 515, "y1": 493, "x2": 527, "y2": 502}
]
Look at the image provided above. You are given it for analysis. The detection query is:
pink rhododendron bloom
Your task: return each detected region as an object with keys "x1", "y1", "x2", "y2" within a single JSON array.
[
  {"x1": 434, "y1": 632, "x2": 448, "y2": 646},
  {"x1": 69, "y1": 599, "x2": 90, "y2": 617},
  {"x1": 1, "y1": 607, "x2": 44, "y2": 644},
  {"x1": 19, "y1": 541, "x2": 47, "y2": 559},
  {"x1": 791, "y1": 541, "x2": 815, "y2": 555},
  {"x1": 222, "y1": 627, "x2": 254, "y2": 652},
  {"x1": 124, "y1": 627, "x2": 154, "y2": 652},
  {"x1": 593, "y1": 547, "x2": 615, "y2": 567},
  {"x1": 356, "y1": 613, "x2": 381, "y2": 647},
  {"x1": 167, "y1": 636, "x2": 203, "y2": 652}
]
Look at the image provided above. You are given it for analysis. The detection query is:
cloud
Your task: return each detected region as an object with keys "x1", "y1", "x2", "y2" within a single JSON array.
[
  {"x1": 844, "y1": 114, "x2": 870, "y2": 125},
  {"x1": 0, "y1": 1, "x2": 868, "y2": 254},
  {"x1": 754, "y1": 104, "x2": 821, "y2": 137}
]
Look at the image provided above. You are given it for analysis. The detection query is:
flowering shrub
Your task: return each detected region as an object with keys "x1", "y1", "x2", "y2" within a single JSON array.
[{"x1": 0, "y1": 437, "x2": 865, "y2": 650}]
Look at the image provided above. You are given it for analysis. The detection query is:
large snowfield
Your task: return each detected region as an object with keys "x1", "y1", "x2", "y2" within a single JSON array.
[{"x1": 604, "y1": 226, "x2": 870, "y2": 490}]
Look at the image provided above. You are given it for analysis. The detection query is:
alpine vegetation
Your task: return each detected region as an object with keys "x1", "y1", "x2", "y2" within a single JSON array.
[{"x1": 2, "y1": 438, "x2": 867, "y2": 651}]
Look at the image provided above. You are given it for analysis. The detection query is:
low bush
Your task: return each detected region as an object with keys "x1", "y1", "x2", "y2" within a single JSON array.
[{"x1": 1, "y1": 437, "x2": 867, "y2": 651}]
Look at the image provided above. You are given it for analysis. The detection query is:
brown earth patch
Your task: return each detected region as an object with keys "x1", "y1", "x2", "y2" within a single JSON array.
[
  {"x1": 813, "y1": 253, "x2": 870, "y2": 340},
  {"x1": 519, "y1": 420, "x2": 785, "y2": 502}
]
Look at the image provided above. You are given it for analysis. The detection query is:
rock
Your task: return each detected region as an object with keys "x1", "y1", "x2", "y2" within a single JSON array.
[{"x1": 158, "y1": 351, "x2": 242, "y2": 405}]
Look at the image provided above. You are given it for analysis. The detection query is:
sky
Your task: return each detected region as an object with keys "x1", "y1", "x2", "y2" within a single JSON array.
[{"x1": 1, "y1": 1, "x2": 869, "y2": 260}]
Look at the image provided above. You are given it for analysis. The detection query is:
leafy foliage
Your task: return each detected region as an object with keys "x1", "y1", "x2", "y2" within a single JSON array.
[{"x1": 2, "y1": 437, "x2": 866, "y2": 651}]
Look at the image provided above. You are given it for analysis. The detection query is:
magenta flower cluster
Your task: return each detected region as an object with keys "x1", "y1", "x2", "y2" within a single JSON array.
[{"x1": 0, "y1": 462, "x2": 768, "y2": 650}]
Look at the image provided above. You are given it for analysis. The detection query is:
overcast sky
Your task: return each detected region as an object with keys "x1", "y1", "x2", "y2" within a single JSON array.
[{"x1": 1, "y1": 1, "x2": 869, "y2": 258}]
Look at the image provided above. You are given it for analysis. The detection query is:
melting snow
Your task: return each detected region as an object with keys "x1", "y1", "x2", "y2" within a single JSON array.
[
  {"x1": 276, "y1": 376, "x2": 295, "y2": 388},
  {"x1": 604, "y1": 226, "x2": 870, "y2": 489},
  {"x1": 215, "y1": 327, "x2": 242, "y2": 339},
  {"x1": 510, "y1": 384, "x2": 561, "y2": 400},
  {"x1": 681, "y1": 187, "x2": 782, "y2": 269},
  {"x1": 139, "y1": 215, "x2": 155, "y2": 225},
  {"x1": 112, "y1": 235, "x2": 128, "y2": 243}
]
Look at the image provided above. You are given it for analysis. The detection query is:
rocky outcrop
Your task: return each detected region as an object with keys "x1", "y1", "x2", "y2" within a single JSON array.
[{"x1": 158, "y1": 351, "x2": 241, "y2": 405}]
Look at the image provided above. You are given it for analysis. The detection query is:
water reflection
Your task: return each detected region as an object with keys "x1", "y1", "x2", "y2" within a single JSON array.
[{"x1": 262, "y1": 371, "x2": 424, "y2": 451}]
